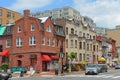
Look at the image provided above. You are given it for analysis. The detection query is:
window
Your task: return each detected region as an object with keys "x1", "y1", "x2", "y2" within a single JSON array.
[
  {"x1": 0, "y1": 10, "x2": 2, "y2": 16},
  {"x1": 46, "y1": 26, "x2": 51, "y2": 32},
  {"x1": 66, "y1": 27, "x2": 68, "y2": 35},
  {"x1": 71, "y1": 40, "x2": 73, "y2": 48},
  {"x1": 0, "y1": 19, "x2": 2, "y2": 25},
  {"x1": 87, "y1": 43, "x2": 89, "y2": 50},
  {"x1": 56, "y1": 40, "x2": 59, "y2": 47},
  {"x1": 79, "y1": 53, "x2": 82, "y2": 61},
  {"x1": 93, "y1": 45, "x2": 95, "y2": 51},
  {"x1": 42, "y1": 36, "x2": 45, "y2": 45},
  {"x1": 52, "y1": 39, "x2": 55, "y2": 47},
  {"x1": 7, "y1": 27, "x2": 10, "y2": 32},
  {"x1": 16, "y1": 38, "x2": 22, "y2": 47},
  {"x1": 66, "y1": 39, "x2": 68, "y2": 48},
  {"x1": 18, "y1": 26, "x2": 21, "y2": 33},
  {"x1": 71, "y1": 28, "x2": 74, "y2": 34},
  {"x1": 29, "y1": 36, "x2": 36, "y2": 45},
  {"x1": 6, "y1": 39, "x2": 10, "y2": 48},
  {"x1": 83, "y1": 42, "x2": 86, "y2": 49},
  {"x1": 31, "y1": 23, "x2": 35, "y2": 31},
  {"x1": 75, "y1": 40, "x2": 77, "y2": 48},
  {"x1": 6, "y1": 12, "x2": 11, "y2": 17},
  {"x1": 47, "y1": 38, "x2": 50, "y2": 46},
  {"x1": 79, "y1": 42, "x2": 82, "y2": 49}
]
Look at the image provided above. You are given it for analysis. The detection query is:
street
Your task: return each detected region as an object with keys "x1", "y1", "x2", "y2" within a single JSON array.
[{"x1": 9, "y1": 69, "x2": 120, "y2": 80}]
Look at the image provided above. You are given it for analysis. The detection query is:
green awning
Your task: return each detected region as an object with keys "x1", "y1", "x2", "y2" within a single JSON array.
[{"x1": 0, "y1": 26, "x2": 6, "y2": 35}]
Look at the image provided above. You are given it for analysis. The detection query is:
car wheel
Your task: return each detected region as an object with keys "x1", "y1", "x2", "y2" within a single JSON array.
[{"x1": 85, "y1": 73, "x2": 88, "y2": 75}]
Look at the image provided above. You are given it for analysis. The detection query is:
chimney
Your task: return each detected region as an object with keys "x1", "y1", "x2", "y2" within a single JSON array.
[{"x1": 24, "y1": 10, "x2": 30, "y2": 17}]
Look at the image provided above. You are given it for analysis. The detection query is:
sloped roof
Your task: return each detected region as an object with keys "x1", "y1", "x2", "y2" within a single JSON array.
[
  {"x1": 39, "y1": 17, "x2": 49, "y2": 23},
  {"x1": 0, "y1": 26, "x2": 6, "y2": 35}
]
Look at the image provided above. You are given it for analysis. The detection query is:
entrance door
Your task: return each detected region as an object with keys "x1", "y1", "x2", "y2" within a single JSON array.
[{"x1": 17, "y1": 60, "x2": 22, "y2": 66}]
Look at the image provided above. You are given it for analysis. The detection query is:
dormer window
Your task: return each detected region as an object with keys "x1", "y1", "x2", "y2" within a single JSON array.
[
  {"x1": 18, "y1": 26, "x2": 21, "y2": 33},
  {"x1": 46, "y1": 25, "x2": 51, "y2": 32},
  {"x1": 31, "y1": 23, "x2": 35, "y2": 31}
]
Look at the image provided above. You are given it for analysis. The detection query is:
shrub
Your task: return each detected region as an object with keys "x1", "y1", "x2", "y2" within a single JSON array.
[{"x1": 1, "y1": 63, "x2": 8, "y2": 71}]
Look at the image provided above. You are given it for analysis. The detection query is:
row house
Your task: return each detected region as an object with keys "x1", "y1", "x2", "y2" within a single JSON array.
[
  {"x1": 1, "y1": 10, "x2": 65, "y2": 73},
  {"x1": 96, "y1": 35, "x2": 116, "y2": 65},
  {"x1": 55, "y1": 18, "x2": 101, "y2": 64}
]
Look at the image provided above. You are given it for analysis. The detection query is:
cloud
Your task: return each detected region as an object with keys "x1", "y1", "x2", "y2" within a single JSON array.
[
  {"x1": 73, "y1": 0, "x2": 120, "y2": 29},
  {"x1": 8, "y1": 0, "x2": 53, "y2": 11}
]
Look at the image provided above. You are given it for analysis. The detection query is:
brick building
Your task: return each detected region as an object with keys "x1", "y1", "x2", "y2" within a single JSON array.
[{"x1": 2, "y1": 10, "x2": 65, "y2": 73}]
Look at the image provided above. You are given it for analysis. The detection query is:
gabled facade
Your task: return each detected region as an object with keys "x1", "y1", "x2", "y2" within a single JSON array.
[{"x1": 2, "y1": 10, "x2": 65, "y2": 73}]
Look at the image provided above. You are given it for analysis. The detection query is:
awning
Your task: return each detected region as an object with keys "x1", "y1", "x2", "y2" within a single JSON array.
[
  {"x1": 51, "y1": 55, "x2": 59, "y2": 60},
  {"x1": 98, "y1": 57, "x2": 106, "y2": 61},
  {"x1": 42, "y1": 55, "x2": 51, "y2": 61},
  {"x1": 0, "y1": 26, "x2": 6, "y2": 36},
  {"x1": 0, "y1": 50, "x2": 9, "y2": 56}
]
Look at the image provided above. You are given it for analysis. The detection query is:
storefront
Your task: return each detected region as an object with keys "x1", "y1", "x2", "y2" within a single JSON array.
[{"x1": 41, "y1": 54, "x2": 59, "y2": 72}]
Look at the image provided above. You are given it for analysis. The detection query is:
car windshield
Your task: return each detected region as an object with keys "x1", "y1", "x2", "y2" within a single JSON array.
[{"x1": 86, "y1": 64, "x2": 97, "y2": 67}]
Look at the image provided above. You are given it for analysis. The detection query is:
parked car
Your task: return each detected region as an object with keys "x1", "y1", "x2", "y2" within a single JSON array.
[
  {"x1": 115, "y1": 64, "x2": 120, "y2": 69},
  {"x1": 10, "y1": 66, "x2": 27, "y2": 73},
  {"x1": 0, "y1": 71, "x2": 12, "y2": 80},
  {"x1": 85, "y1": 64, "x2": 99, "y2": 75},
  {"x1": 97, "y1": 64, "x2": 108, "y2": 73}
]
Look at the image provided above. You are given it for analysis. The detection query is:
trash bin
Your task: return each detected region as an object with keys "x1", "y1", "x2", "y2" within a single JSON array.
[
  {"x1": 55, "y1": 69, "x2": 58, "y2": 75},
  {"x1": 20, "y1": 71, "x2": 24, "y2": 77}
]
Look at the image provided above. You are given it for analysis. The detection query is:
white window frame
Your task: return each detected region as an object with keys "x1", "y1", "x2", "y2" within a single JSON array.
[
  {"x1": 47, "y1": 38, "x2": 50, "y2": 46},
  {"x1": 31, "y1": 23, "x2": 35, "y2": 31},
  {"x1": 42, "y1": 36, "x2": 45, "y2": 45},
  {"x1": 46, "y1": 26, "x2": 51, "y2": 32},
  {"x1": 52, "y1": 39, "x2": 55, "y2": 47},
  {"x1": 18, "y1": 26, "x2": 21, "y2": 33},
  {"x1": 29, "y1": 36, "x2": 36, "y2": 45},
  {"x1": 6, "y1": 39, "x2": 10, "y2": 48},
  {"x1": 16, "y1": 37, "x2": 22, "y2": 47}
]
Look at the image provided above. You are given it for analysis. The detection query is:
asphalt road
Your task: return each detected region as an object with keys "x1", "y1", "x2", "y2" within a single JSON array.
[{"x1": 9, "y1": 69, "x2": 120, "y2": 80}]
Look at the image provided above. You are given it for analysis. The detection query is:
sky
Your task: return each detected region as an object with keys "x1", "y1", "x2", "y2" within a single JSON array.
[{"x1": 0, "y1": 0, "x2": 120, "y2": 29}]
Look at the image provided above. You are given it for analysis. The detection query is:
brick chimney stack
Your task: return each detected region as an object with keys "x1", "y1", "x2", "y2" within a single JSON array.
[{"x1": 24, "y1": 10, "x2": 30, "y2": 17}]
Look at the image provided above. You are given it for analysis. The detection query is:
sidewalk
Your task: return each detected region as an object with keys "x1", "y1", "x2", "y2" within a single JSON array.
[
  {"x1": 11, "y1": 70, "x2": 85, "y2": 77},
  {"x1": 11, "y1": 67, "x2": 114, "y2": 78}
]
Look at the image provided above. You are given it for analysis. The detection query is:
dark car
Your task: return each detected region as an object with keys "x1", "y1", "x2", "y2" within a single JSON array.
[
  {"x1": 115, "y1": 64, "x2": 120, "y2": 69},
  {"x1": 97, "y1": 64, "x2": 108, "y2": 73},
  {"x1": 85, "y1": 64, "x2": 99, "y2": 75},
  {"x1": 0, "y1": 71, "x2": 12, "y2": 80}
]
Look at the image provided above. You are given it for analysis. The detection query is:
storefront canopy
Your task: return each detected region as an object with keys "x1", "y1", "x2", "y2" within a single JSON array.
[
  {"x1": 51, "y1": 55, "x2": 59, "y2": 60},
  {"x1": 98, "y1": 57, "x2": 106, "y2": 61},
  {"x1": 42, "y1": 55, "x2": 51, "y2": 61},
  {"x1": 0, "y1": 50, "x2": 9, "y2": 56}
]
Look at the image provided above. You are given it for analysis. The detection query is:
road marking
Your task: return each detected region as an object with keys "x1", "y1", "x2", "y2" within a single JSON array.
[{"x1": 113, "y1": 76, "x2": 120, "y2": 79}]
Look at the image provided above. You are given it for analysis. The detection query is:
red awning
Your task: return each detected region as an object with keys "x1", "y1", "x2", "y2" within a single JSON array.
[
  {"x1": 0, "y1": 50, "x2": 9, "y2": 56},
  {"x1": 51, "y1": 55, "x2": 59, "y2": 60},
  {"x1": 42, "y1": 55, "x2": 51, "y2": 61}
]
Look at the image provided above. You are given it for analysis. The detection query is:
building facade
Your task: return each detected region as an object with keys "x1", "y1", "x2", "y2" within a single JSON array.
[
  {"x1": 0, "y1": 7, "x2": 21, "y2": 25},
  {"x1": 55, "y1": 18, "x2": 102, "y2": 64},
  {"x1": 32, "y1": 6, "x2": 82, "y2": 22},
  {"x1": 2, "y1": 10, "x2": 65, "y2": 73}
]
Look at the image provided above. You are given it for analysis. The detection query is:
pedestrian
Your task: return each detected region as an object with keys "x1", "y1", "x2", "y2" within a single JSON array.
[{"x1": 30, "y1": 66, "x2": 33, "y2": 77}]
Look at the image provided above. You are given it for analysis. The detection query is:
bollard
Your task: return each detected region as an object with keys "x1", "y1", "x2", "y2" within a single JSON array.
[
  {"x1": 20, "y1": 71, "x2": 24, "y2": 77},
  {"x1": 55, "y1": 69, "x2": 58, "y2": 75}
]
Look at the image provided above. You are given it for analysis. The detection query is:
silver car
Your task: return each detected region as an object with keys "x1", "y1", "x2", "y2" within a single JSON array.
[{"x1": 85, "y1": 64, "x2": 99, "y2": 75}]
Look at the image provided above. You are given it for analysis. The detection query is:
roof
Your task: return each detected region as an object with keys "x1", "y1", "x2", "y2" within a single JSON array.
[
  {"x1": 0, "y1": 26, "x2": 6, "y2": 35},
  {"x1": 39, "y1": 17, "x2": 49, "y2": 23}
]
